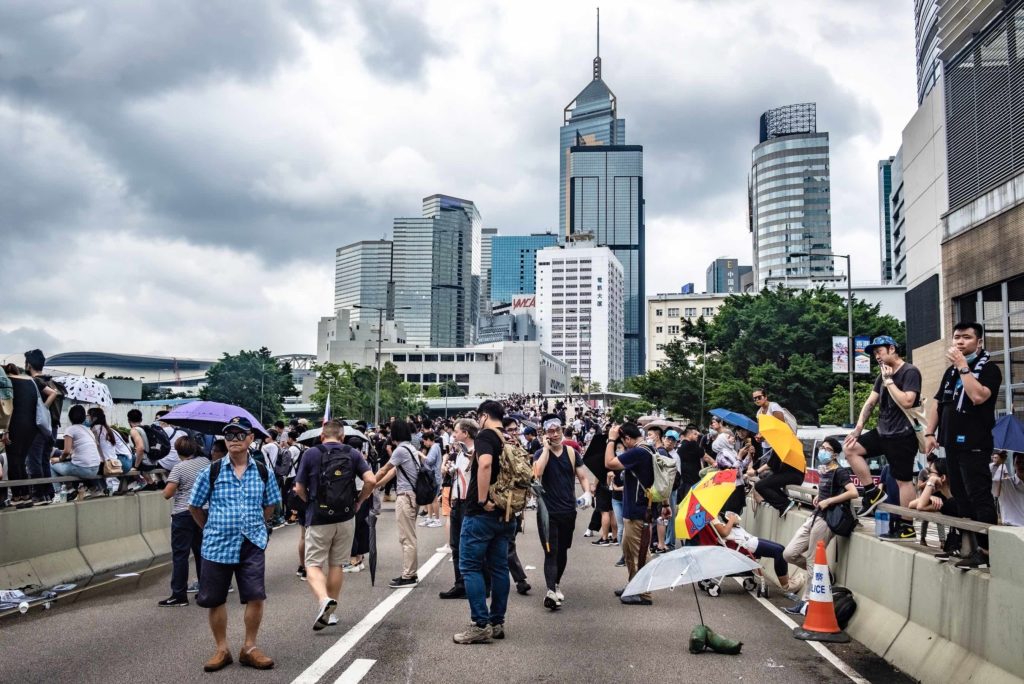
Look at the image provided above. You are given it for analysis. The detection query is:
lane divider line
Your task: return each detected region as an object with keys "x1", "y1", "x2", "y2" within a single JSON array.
[
  {"x1": 332, "y1": 659, "x2": 376, "y2": 684},
  {"x1": 733, "y1": 578, "x2": 870, "y2": 684},
  {"x1": 291, "y1": 551, "x2": 448, "y2": 684}
]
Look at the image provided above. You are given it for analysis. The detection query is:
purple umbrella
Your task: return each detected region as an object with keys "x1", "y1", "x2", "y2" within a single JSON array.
[{"x1": 158, "y1": 401, "x2": 270, "y2": 438}]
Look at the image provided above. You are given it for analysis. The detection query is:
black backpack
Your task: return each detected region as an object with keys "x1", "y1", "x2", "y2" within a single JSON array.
[
  {"x1": 208, "y1": 457, "x2": 269, "y2": 498},
  {"x1": 397, "y1": 445, "x2": 437, "y2": 506},
  {"x1": 142, "y1": 424, "x2": 172, "y2": 462},
  {"x1": 274, "y1": 446, "x2": 294, "y2": 479},
  {"x1": 311, "y1": 445, "x2": 359, "y2": 524},
  {"x1": 831, "y1": 586, "x2": 857, "y2": 629}
]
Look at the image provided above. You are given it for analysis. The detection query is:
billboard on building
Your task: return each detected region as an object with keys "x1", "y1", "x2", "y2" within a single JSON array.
[
  {"x1": 854, "y1": 335, "x2": 871, "y2": 374},
  {"x1": 832, "y1": 336, "x2": 849, "y2": 373},
  {"x1": 512, "y1": 295, "x2": 536, "y2": 314}
]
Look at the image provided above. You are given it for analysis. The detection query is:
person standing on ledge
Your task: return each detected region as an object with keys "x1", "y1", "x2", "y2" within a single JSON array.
[{"x1": 188, "y1": 416, "x2": 281, "y2": 672}]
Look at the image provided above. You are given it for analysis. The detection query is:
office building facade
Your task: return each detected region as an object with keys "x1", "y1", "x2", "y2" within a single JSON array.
[
  {"x1": 748, "y1": 103, "x2": 833, "y2": 290},
  {"x1": 706, "y1": 258, "x2": 753, "y2": 294},
  {"x1": 489, "y1": 233, "x2": 559, "y2": 304},
  {"x1": 480, "y1": 227, "x2": 498, "y2": 315},
  {"x1": 878, "y1": 158, "x2": 896, "y2": 284},
  {"x1": 334, "y1": 240, "x2": 394, "y2": 323},
  {"x1": 646, "y1": 293, "x2": 728, "y2": 371},
  {"x1": 536, "y1": 243, "x2": 624, "y2": 388},
  {"x1": 393, "y1": 194, "x2": 482, "y2": 348}
]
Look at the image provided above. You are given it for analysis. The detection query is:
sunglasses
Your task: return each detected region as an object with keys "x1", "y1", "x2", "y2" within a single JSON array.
[
  {"x1": 752, "y1": 396, "x2": 765, "y2": 401},
  {"x1": 223, "y1": 432, "x2": 249, "y2": 442}
]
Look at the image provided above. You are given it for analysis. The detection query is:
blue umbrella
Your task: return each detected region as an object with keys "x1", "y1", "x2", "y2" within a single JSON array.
[
  {"x1": 709, "y1": 408, "x2": 758, "y2": 434},
  {"x1": 993, "y1": 415, "x2": 1024, "y2": 453}
]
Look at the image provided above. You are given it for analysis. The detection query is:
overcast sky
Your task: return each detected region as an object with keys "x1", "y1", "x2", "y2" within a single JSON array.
[{"x1": 1, "y1": 0, "x2": 918, "y2": 361}]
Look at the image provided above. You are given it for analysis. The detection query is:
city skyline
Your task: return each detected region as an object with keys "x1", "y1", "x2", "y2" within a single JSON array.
[{"x1": 1, "y1": 1, "x2": 917, "y2": 358}]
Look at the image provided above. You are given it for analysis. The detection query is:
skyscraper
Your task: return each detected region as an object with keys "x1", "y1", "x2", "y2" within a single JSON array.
[
  {"x1": 334, "y1": 240, "x2": 394, "y2": 322},
  {"x1": 748, "y1": 103, "x2": 833, "y2": 290},
  {"x1": 706, "y1": 258, "x2": 752, "y2": 294},
  {"x1": 393, "y1": 194, "x2": 482, "y2": 347},
  {"x1": 560, "y1": 12, "x2": 645, "y2": 376},
  {"x1": 489, "y1": 233, "x2": 559, "y2": 304},
  {"x1": 480, "y1": 227, "x2": 498, "y2": 314},
  {"x1": 878, "y1": 157, "x2": 896, "y2": 284}
]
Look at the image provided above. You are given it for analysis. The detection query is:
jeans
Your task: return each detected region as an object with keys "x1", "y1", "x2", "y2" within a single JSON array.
[
  {"x1": 449, "y1": 499, "x2": 465, "y2": 586},
  {"x1": 946, "y1": 448, "x2": 997, "y2": 551},
  {"x1": 24, "y1": 432, "x2": 55, "y2": 499},
  {"x1": 540, "y1": 511, "x2": 576, "y2": 591},
  {"x1": 50, "y1": 461, "x2": 103, "y2": 489},
  {"x1": 459, "y1": 513, "x2": 515, "y2": 627},
  {"x1": 170, "y1": 511, "x2": 203, "y2": 600},
  {"x1": 507, "y1": 533, "x2": 528, "y2": 584},
  {"x1": 664, "y1": 492, "x2": 679, "y2": 547},
  {"x1": 754, "y1": 465, "x2": 805, "y2": 513},
  {"x1": 611, "y1": 498, "x2": 624, "y2": 544}
]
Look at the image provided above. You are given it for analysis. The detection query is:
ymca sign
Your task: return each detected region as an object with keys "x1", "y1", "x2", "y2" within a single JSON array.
[{"x1": 512, "y1": 295, "x2": 536, "y2": 313}]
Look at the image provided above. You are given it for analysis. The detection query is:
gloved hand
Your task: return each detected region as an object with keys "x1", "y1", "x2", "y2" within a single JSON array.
[{"x1": 576, "y1": 492, "x2": 594, "y2": 509}]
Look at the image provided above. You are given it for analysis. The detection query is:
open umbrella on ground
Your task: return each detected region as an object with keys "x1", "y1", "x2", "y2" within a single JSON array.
[
  {"x1": 674, "y1": 469, "x2": 738, "y2": 541},
  {"x1": 54, "y1": 375, "x2": 113, "y2": 407},
  {"x1": 757, "y1": 414, "x2": 807, "y2": 472},
  {"x1": 367, "y1": 489, "x2": 382, "y2": 586},
  {"x1": 297, "y1": 426, "x2": 369, "y2": 445},
  {"x1": 993, "y1": 415, "x2": 1024, "y2": 453},
  {"x1": 158, "y1": 401, "x2": 269, "y2": 438},
  {"x1": 709, "y1": 408, "x2": 758, "y2": 434},
  {"x1": 623, "y1": 545, "x2": 761, "y2": 626}
]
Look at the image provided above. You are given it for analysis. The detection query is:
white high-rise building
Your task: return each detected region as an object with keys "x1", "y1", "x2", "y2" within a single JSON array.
[{"x1": 536, "y1": 242, "x2": 624, "y2": 388}]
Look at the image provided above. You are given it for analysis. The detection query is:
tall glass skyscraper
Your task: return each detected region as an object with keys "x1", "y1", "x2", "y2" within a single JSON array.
[
  {"x1": 334, "y1": 240, "x2": 394, "y2": 321},
  {"x1": 559, "y1": 22, "x2": 645, "y2": 376},
  {"x1": 393, "y1": 194, "x2": 482, "y2": 347},
  {"x1": 480, "y1": 227, "x2": 498, "y2": 314},
  {"x1": 748, "y1": 103, "x2": 833, "y2": 290},
  {"x1": 877, "y1": 157, "x2": 895, "y2": 284},
  {"x1": 490, "y1": 233, "x2": 559, "y2": 303}
]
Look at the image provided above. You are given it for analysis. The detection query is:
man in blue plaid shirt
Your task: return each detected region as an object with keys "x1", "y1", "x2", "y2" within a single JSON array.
[{"x1": 189, "y1": 416, "x2": 281, "y2": 672}]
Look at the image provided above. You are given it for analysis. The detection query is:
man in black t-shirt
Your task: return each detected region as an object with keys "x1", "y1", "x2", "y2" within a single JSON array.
[
  {"x1": 844, "y1": 336, "x2": 923, "y2": 538},
  {"x1": 925, "y1": 322, "x2": 1002, "y2": 569},
  {"x1": 453, "y1": 400, "x2": 517, "y2": 644}
]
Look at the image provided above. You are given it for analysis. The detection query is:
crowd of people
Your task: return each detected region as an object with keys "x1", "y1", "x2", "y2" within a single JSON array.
[{"x1": 3, "y1": 322, "x2": 1024, "y2": 669}]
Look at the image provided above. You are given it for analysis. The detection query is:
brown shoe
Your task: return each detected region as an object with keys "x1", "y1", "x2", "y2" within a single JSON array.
[
  {"x1": 238, "y1": 646, "x2": 274, "y2": 670},
  {"x1": 203, "y1": 650, "x2": 233, "y2": 672}
]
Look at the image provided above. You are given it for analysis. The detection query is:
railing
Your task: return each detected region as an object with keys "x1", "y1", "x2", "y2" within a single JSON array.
[{"x1": 1, "y1": 470, "x2": 169, "y2": 500}]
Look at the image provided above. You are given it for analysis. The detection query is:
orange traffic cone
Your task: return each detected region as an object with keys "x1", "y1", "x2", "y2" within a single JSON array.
[{"x1": 792, "y1": 540, "x2": 850, "y2": 643}]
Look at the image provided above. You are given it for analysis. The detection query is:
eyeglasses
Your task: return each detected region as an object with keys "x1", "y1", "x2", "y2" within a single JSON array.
[
  {"x1": 752, "y1": 396, "x2": 765, "y2": 401},
  {"x1": 223, "y1": 432, "x2": 249, "y2": 442}
]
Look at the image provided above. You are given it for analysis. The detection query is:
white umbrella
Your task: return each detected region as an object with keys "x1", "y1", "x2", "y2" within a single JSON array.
[{"x1": 54, "y1": 375, "x2": 114, "y2": 407}]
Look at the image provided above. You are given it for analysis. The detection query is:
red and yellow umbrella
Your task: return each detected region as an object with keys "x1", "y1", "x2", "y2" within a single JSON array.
[{"x1": 674, "y1": 469, "x2": 738, "y2": 540}]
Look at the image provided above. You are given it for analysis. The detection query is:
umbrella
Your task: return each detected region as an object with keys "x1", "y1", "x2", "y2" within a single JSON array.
[
  {"x1": 709, "y1": 408, "x2": 758, "y2": 434},
  {"x1": 675, "y1": 490, "x2": 713, "y2": 541},
  {"x1": 757, "y1": 414, "x2": 807, "y2": 472},
  {"x1": 690, "y1": 468, "x2": 739, "y2": 516},
  {"x1": 636, "y1": 415, "x2": 661, "y2": 426},
  {"x1": 644, "y1": 419, "x2": 684, "y2": 432},
  {"x1": 297, "y1": 426, "x2": 369, "y2": 445},
  {"x1": 531, "y1": 481, "x2": 551, "y2": 553},
  {"x1": 581, "y1": 428, "x2": 609, "y2": 482},
  {"x1": 622, "y1": 545, "x2": 761, "y2": 625},
  {"x1": 158, "y1": 401, "x2": 269, "y2": 438},
  {"x1": 55, "y1": 375, "x2": 113, "y2": 407},
  {"x1": 367, "y1": 489, "x2": 382, "y2": 586},
  {"x1": 993, "y1": 415, "x2": 1024, "y2": 453}
]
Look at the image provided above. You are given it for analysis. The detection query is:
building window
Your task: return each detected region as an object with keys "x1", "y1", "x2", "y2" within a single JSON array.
[
  {"x1": 667, "y1": 325, "x2": 680, "y2": 334},
  {"x1": 655, "y1": 326, "x2": 663, "y2": 333},
  {"x1": 393, "y1": 354, "x2": 407, "y2": 362},
  {"x1": 408, "y1": 354, "x2": 422, "y2": 362},
  {"x1": 684, "y1": 307, "x2": 697, "y2": 317},
  {"x1": 655, "y1": 308, "x2": 663, "y2": 316},
  {"x1": 656, "y1": 344, "x2": 665, "y2": 350},
  {"x1": 667, "y1": 307, "x2": 680, "y2": 317},
  {"x1": 702, "y1": 307, "x2": 715, "y2": 316}
]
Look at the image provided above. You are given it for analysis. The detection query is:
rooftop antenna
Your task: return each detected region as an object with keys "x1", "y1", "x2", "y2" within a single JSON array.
[{"x1": 593, "y1": 7, "x2": 601, "y2": 80}]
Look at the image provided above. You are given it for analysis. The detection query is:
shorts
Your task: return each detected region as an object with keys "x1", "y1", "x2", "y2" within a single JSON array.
[
  {"x1": 857, "y1": 429, "x2": 918, "y2": 482},
  {"x1": 196, "y1": 539, "x2": 266, "y2": 608},
  {"x1": 304, "y1": 519, "x2": 356, "y2": 568},
  {"x1": 441, "y1": 486, "x2": 452, "y2": 516},
  {"x1": 595, "y1": 486, "x2": 612, "y2": 512}
]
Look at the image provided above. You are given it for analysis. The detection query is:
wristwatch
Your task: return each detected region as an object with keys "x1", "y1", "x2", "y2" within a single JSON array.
[{"x1": 958, "y1": 366, "x2": 971, "y2": 375}]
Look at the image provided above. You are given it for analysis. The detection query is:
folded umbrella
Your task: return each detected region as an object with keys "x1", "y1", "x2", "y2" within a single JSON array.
[
  {"x1": 531, "y1": 481, "x2": 551, "y2": 553},
  {"x1": 158, "y1": 401, "x2": 269, "y2": 438},
  {"x1": 993, "y1": 415, "x2": 1024, "y2": 454},
  {"x1": 368, "y1": 489, "x2": 381, "y2": 586},
  {"x1": 757, "y1": 414, "x2": 806, "y2": 472},
  {"x1": 709, "y1": 408, "x2": 758, "y2": 434}
]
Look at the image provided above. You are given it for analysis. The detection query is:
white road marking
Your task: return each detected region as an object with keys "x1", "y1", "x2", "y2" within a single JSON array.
[
  {"x1": 291, "y1": 551, "x2": 448, "y2": 684},
  {"x1": 332, "y1": 659, "x2": 376, "y2": 684},
  {"x1": 735, "y1": 579, "x2": 871, "y2": 684}
]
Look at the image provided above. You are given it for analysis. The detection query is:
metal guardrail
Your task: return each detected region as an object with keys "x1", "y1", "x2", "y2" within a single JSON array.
[{"x1": 1, "y1": 470, "x2": 168, "y2": 489}]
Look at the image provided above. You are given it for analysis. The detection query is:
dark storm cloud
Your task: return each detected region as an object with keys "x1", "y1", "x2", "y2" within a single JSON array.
[
  {"x1": 0, "y1": 327, "x2": 62, "y2": 356},
  {"x1": 353, "y1": 0, "x2": 447, "y2": 82}
]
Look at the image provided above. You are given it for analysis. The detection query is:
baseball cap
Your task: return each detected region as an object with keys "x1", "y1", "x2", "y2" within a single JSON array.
[
  {"x1": 222, "y1": 416, "x2": 253, "y2": 434},
  {"x1": 865, "y1": 335, "x2": 897, "y2": 354},
  {"x1": 665, "y1": 429, "x2": 680, "y2": 440}
]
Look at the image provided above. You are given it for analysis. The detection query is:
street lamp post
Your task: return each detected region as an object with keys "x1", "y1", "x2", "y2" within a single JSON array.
[{"x1": 354, "y1": 304, "x2": 411, "y2": 427}]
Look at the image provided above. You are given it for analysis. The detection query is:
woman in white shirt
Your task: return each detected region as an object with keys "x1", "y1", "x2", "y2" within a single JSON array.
[
  {"x1": 711, "y1": 511, "x2": 792, "y2": 593},
  {"x1": 51, "y1": 405, "x2": 103, "y2": 499}
]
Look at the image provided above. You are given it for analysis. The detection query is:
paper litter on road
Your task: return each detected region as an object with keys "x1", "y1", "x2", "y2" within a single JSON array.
[
  {"x1": 52, "y1": 584, "x2": 77, "y2": 592},
  {"x1": 0, "y1": 589, "x2": 28, "y2": 602},
  {"x1": 524, "y1": 565, "x2": 536, "y2": 571},
  {"x1": 115, "y1": 573, "x2": 140, "y2": 578}
]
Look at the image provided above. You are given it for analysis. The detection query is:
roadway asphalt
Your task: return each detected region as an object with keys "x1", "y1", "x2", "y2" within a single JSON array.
[{"x1": 0, "y1": 505, "x2": 914, "y2": 684}]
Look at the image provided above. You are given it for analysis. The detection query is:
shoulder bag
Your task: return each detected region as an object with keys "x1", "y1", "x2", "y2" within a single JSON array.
[{"x1": 92, "y1": 426, "x2": 124, "y2": 476}]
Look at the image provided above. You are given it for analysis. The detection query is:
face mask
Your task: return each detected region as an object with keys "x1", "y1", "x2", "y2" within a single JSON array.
[
  {"x1": 965, "y1": 351, "x2": 978, "y2": 363},
  {"x1": 816, "y1": 449, "x2": 833, "y2": 465},
  {"x1": 84, "y1": 419, "x2": 93, "y2": 428}
]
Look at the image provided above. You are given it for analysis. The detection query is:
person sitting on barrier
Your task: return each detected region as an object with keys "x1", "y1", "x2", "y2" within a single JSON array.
[
  {"x1": 159, "y1": 435, "x2": 211, "y2": 607},
  {"x1": 712, "y1": 429, "x2": 752, "y2": 515},
  {"x1": 782, "y1": 437, "x2": 858, "y2": 616},
  {"x1": 991, "y1": 451, "x2": 1024, "y2": 526},
  {"x1": 909, "y1": 458, "x2": 959, "y2": 516},
  {"x1": 711, "y1": 511, "x2": 792, "y2": 595},
  {"x1": 51, "y1": 404, "x2": 104, "y2": 499}
]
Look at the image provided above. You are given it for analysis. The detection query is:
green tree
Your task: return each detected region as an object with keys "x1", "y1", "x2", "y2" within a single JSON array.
[
  {"x1": 311, "y1": 361, "x2": 424, "y2": 423},
  {"x1": 610, "y1": 398, "x2": 655, "y2": 423},
  {"x1": 570, "y1": 376, "x2": 586, "y2": 393},
  {"x1": 200, "y1": 347, "x2": 297, "y2": 426},
  {"x1": 425, "y1": 380, "x2": 465, "y2": 398},
  {"x1": 818, "y1": 381, "x2": 877, "y2": 428}
]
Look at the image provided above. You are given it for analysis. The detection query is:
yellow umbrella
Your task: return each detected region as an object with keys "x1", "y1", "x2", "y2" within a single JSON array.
[
  {"x1": 674, "y1": 469, "x2": 739, "y2": 539},
  {"x1": 757, "y1": 413, "x2": 806, "y2": 472}
]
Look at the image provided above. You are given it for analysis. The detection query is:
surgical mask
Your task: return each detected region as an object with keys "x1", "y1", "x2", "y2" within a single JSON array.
[
  {"x1": 83, "y1": 419, "x2": 93, "y2": 428},
  {"x1": 965, "y1": 351, "x2": 978, "y2": 363},
  {"x1": 816, "y1": 449, "x2": 833, "y2": 465}
]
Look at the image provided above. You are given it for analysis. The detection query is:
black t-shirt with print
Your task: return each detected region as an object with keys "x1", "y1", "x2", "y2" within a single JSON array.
[
  {"x1": 934, "y1": 358, "x2": 1002, "y2": 451},
  {"x1": 466, "y1": 428, "x2": 504, "y2": 517},
  {"x1": 872, "y1": 362, "x2": 923, "y2": 437}
]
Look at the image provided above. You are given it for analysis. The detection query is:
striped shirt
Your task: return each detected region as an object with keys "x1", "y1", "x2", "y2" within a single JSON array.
[{"x1": 167, "y1": 457, "x2": 212, "y2": 515}]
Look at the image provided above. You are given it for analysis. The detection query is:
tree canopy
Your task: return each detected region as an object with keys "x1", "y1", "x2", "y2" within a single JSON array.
[
  {"x1": 310, "y1": 361, "x2": 424, "y2": 423},
  {"x1": 200, "y1": 347, "x2": 297, "y2": 425}
]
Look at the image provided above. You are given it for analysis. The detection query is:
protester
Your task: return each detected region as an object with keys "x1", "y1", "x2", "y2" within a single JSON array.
[
  {"x1": 782, "y1": 437, "x2": 858, "y2": 615},
  {"x1": 420, "y1": 431, "x2": 443, "y2": 528},
  {"x1": 453, "y1": 400, "x2": 516, "y2": 644},
  {"x1": 711, "y1": 510, "x2": 792, "y2": 593},
  {"x1": 711, "y1": 429, "x2": 752, "y2": 515},
  {"x1": 926, "y1": 322, "x2": 1002, "y2": 569},
  {"x1": 439, "y1": 418, "x2": 476, "y2": 599},
  {"x1": 677, "y1": 425, "x2": 704, "y2": 498},
  {"x1": 533, "y1": 414, "x2": 590, "y2": 610},
  {"x1": 605, "y1": 422, "x2": 654, "y2": 606},
  {"x1": 25, "y1": 350, "x2": 62, "y2": 502},
  {"x1": 2, "y1": 362, "x2": 58, "y2": 506},
  {"x1": 51, "y1": 404, "x2": 104, "y2": 499},
  {"x1": 188, "y1": 416, "x2": 281, "y2": 672},
  {"x1": 159, "y1": 435, "x2": 210, "y2": 607},
  {"x1": 294, "y1": 420, "x2": 376, "y2": 631},
  {"x1": 500, "y1": 416, "x2": 531, "y2": 596},
  {"x1": 991, "y1": 451, "x2": 1024, "y2": 526},
  {"x1": 371, "y1": 420, "x2": 421, "y2": 588},
  {"x1": 843, "y1": 337, "x2": 923, "y2": 538},
  {"x1": 908, "y1": 458, "x2": 958, "y2": 515}
]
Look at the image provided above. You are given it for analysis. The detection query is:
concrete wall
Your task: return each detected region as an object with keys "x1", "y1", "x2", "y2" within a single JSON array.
[
  {"x1": 746, "y1": 499, "x2": 1024, "y2": 684},
  {"x1": 0, "y1": 493, "x2": 172, "y2": 590}
]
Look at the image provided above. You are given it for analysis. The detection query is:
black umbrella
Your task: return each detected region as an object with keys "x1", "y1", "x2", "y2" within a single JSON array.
[
  {"x1": 530, "y1": 481, "x2": 551, "y2": 553},
  {"x1": 367, "y1": 489, "x2": 381, "y2": 586},
  {"x1": 582, "y1": 429, "x2": 609, "y2": 482}
]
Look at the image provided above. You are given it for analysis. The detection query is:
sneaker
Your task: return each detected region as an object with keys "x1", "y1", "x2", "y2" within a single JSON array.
[
  {"x1": 297, "y1": 565, "x2": 307, "y2": 580},
  {"x1": 327, "y1": 614, "x2": 338, "y2": 626},
  {"x1": 544, "y1": 590, "x2": 560, "y2": 610},
  {"x1": 417, "y1": 517, "x2": 430, "y2": 527},
  {"x1": 439, "y1": 584, "x2": 466, "y2": 599},
  {"x1": 653, "y1": 547, "x2": 668, "y2": 555},
  {"x1": 554, "y1": 586, "x2": 564, "y2": 602},
  {"x1": 436, "y1": 544, "x2": 452, "y2": 553},
  {"x1": 781, "y1": 500, "x2": 797, "y2": 518},
  {"x1": 613, "y1": 587, "x2": 625, "y2": 597},
  {"x1": 313, "y1": 598, "x2": 337, "y2": 631},
  {"x1": 427, "y1": 518, "x2": 444, "y2": 528},
  {"x1": 784, "y1": 601, "x2": 807, "y2": 616},
  {"x1": 582, "y1": 529, "x2": 594, "y2": 537},
  {"x1": 619, "y1": 595, "x2": 652, "y2": 605},
  {"x1": 490, "y1": 623, "x2": 505, "y2": 639},
  {"x1": 954, "y1": 550, "x2": 989, "y2": 570},
  {"x1": 591, "y1": 538, "x2": 609, "y2": 546},
  {"x1": 389, "y1": 576, "x2": 418, "y2": 588},
  {"x1": 453, "y1": 623, "x2": 492, "y2": 644},
  {"x1": 897, "y1": 524, "x2": 917, "y2": 540},
  {"x1": 516, "y1": 580, "x2": 531, "y2": 595},
  {"x1": 856, "y1": 486, "x2": 884, "y2": 517},
  {"x1": 342, "y1": 562, "x2": 365, "y2": 573},
  {"x1": 158, "y1": 596, "x2": 189, "y2": 607},
  {"x1": 614, "y1": 557, "x2": 626, "y2": 568},
  {"x1": 186, "y1": 581, "x2": 200, "y2": 593}
]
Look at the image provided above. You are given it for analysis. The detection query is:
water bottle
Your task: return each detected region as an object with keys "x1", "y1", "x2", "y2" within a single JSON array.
[
  {"x1": 58, "y1": 485, "x2": 69, "y2": 504},
  {"x1": 875, "y1": 510, "x2": 890, "y2": 537}
]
